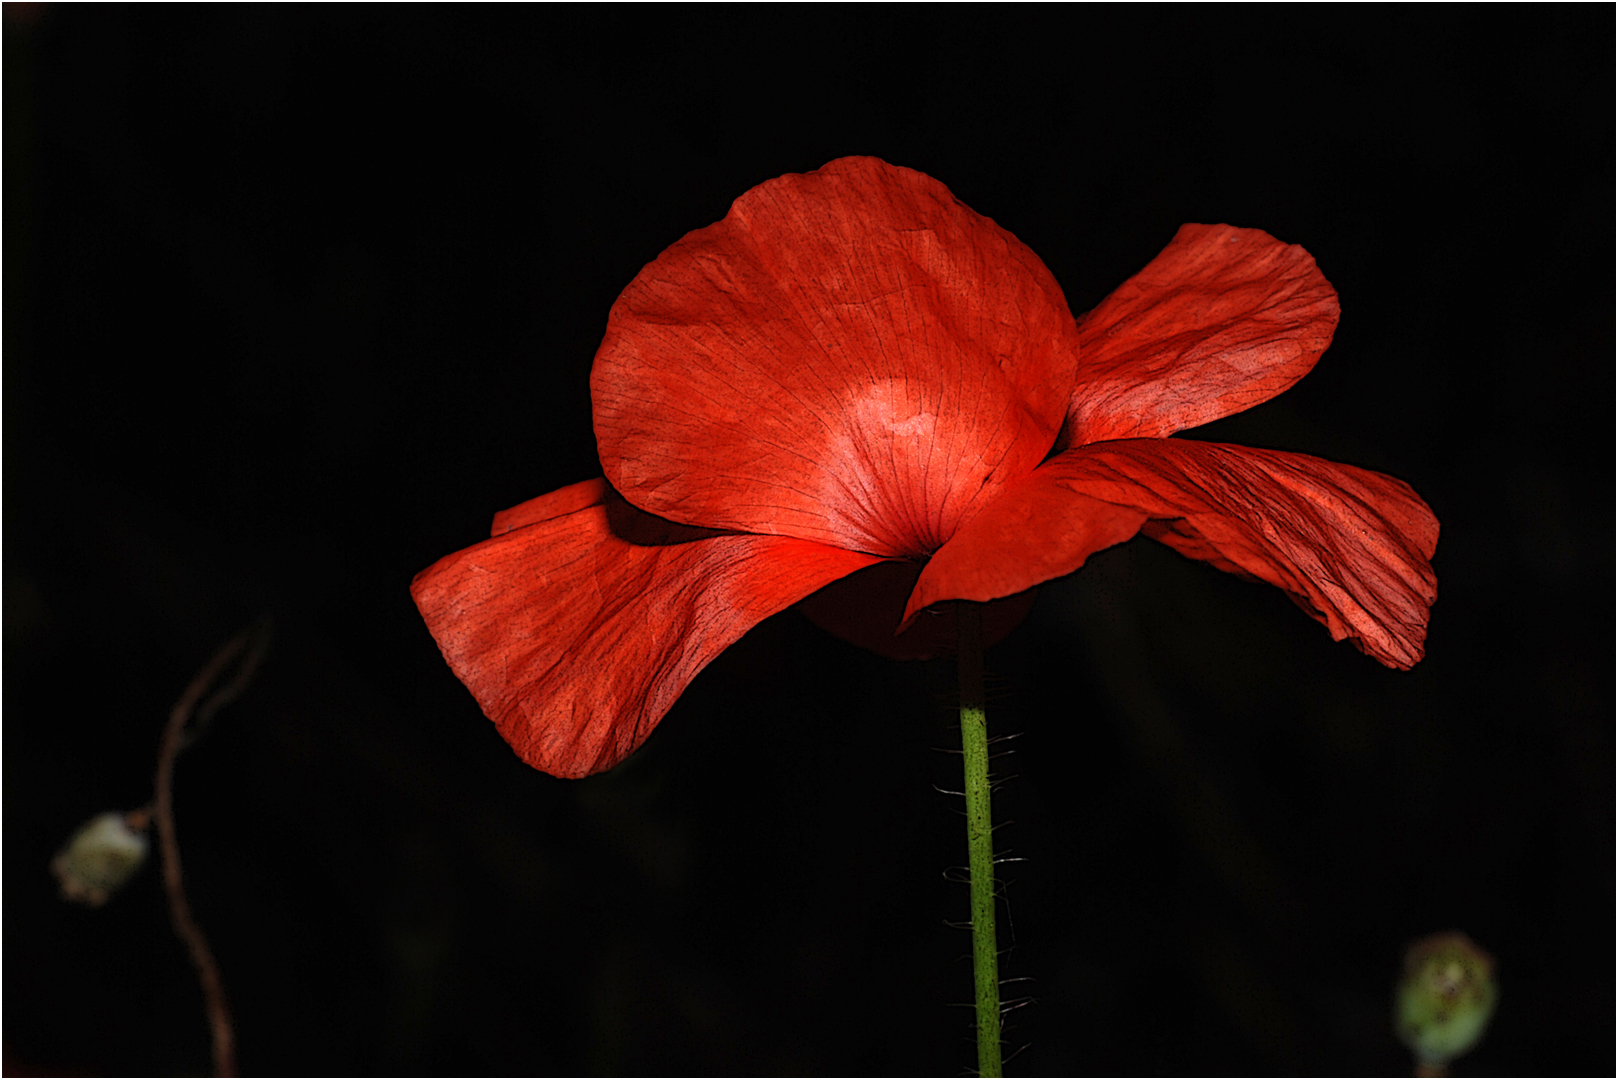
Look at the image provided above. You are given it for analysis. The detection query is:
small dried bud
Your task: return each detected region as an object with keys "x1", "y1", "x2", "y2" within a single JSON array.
[
  {"x1": 51, "y1": 811, "x2": 150, "y2": 907},
  {"x1": 1394, "y1": 931, "x2": 1498, "y2": 1069}
]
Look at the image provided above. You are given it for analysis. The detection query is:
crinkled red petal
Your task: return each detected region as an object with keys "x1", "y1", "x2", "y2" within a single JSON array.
[
  {"x1": 1063, "y1": 224, "x2": 1341, "y2": 447},
  {"x1": 951, "y1": 438, "x2": 1439, "y2": 669},
  {"x1": 592, "y1": 155, "x2": 1082, "y2": 559},
  {"x1": 411, "y1": 481, "x2": 881, "y2": 778}
]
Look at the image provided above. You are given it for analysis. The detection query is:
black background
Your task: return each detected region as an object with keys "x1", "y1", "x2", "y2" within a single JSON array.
[{"x1": 5, "y1": 7, "x2": 1612, "y2": 1076}]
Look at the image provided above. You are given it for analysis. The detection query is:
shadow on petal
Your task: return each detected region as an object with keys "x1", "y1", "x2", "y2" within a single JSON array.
[
  {"x1": 797, "y1": 558, "x2": 1037, "y2": 661},
  {"x1": 604, "y1": 492, "x2": 730, "y2": 547}
]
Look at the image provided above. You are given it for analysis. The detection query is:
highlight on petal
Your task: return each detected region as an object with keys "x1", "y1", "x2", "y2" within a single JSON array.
[
  {"x1": 412, "y1": 482, "x2": 881, "y2": 778},
  {"x1": 1028, "y1": 439, "x2": 1440, "y2": 669},
  {"x1": 1063, "y1": 224, "x2": 1341, "y2": 447},
  {"x1": 592, "y1": 155, "x2": 1083, "y2": 559}
]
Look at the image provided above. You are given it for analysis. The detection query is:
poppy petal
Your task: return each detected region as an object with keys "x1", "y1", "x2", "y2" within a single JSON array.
[
  {"x1": 913, "y1": 439, "x2": 1437, "y2": 668},
  {"x1": 592, "y1": 156, "x2": 1083, "y2": 560},
  {"x1": 490, "y1": 477, "x2": 610, "y2": 536},
  {"x1": 412, "y1": 482, "x2": 881, "y2": 778},
  {"x1": 902, "y1": 480, "x2": 1148, "y2": 627},
  {"x1": 1063, "y1": 224, "x2": 1341, "y2": 446}
]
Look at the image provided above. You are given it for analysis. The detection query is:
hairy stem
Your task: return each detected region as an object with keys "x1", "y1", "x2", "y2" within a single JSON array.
[
  {"x1": 154, "y1": 618, "x2": 272, "y2": 1078},
  {"x1": 957, "y1": 602, "x2": 1002, "y2": 1077}
]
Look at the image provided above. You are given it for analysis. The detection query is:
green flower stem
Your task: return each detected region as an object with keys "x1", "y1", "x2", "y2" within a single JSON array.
[{"x1": 957, "y1": 602, "x2": 1003, "y2": 1077}]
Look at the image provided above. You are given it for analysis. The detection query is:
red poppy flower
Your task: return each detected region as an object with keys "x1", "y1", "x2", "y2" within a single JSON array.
[{"x1": 412, "y1": 156, "x2": 1438, "y2": 779}]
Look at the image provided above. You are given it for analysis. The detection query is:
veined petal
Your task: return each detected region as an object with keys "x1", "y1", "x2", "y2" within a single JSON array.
[
  {"x1": 592, "y1": 156, "x2": 1082, "y2": 559},
  {"x1": 1064, "y1": 225, "x2": 1340, "y2": 446},
  {"x1": 411, "y1": 482, "x2": 881, "y2": 778},
  {"x1": 939, "y1": 439, "x2": 1436, "y2": 669}
]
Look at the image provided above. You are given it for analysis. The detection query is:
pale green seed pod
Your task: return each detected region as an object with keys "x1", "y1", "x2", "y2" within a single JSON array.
[
  {"x1": 51, "y1": 811, "x2": 150, "y2": 907},
  {"x1": 1394, "y1": 931, "x2": 1498, "y2": 1069}
]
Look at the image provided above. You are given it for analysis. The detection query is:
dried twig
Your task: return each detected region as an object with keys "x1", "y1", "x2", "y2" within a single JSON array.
[{"x1": 153, "y1": 618, "x2": 272, "y2": 1078}]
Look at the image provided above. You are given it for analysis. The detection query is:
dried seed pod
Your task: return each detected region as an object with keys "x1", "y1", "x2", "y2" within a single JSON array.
[
  {"x1": 1394, "y1": 931, "x2": 1498, "y2": 1069},
  {"x1": 51, "y1": 811, "x2": 150, "y2": 907}
]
